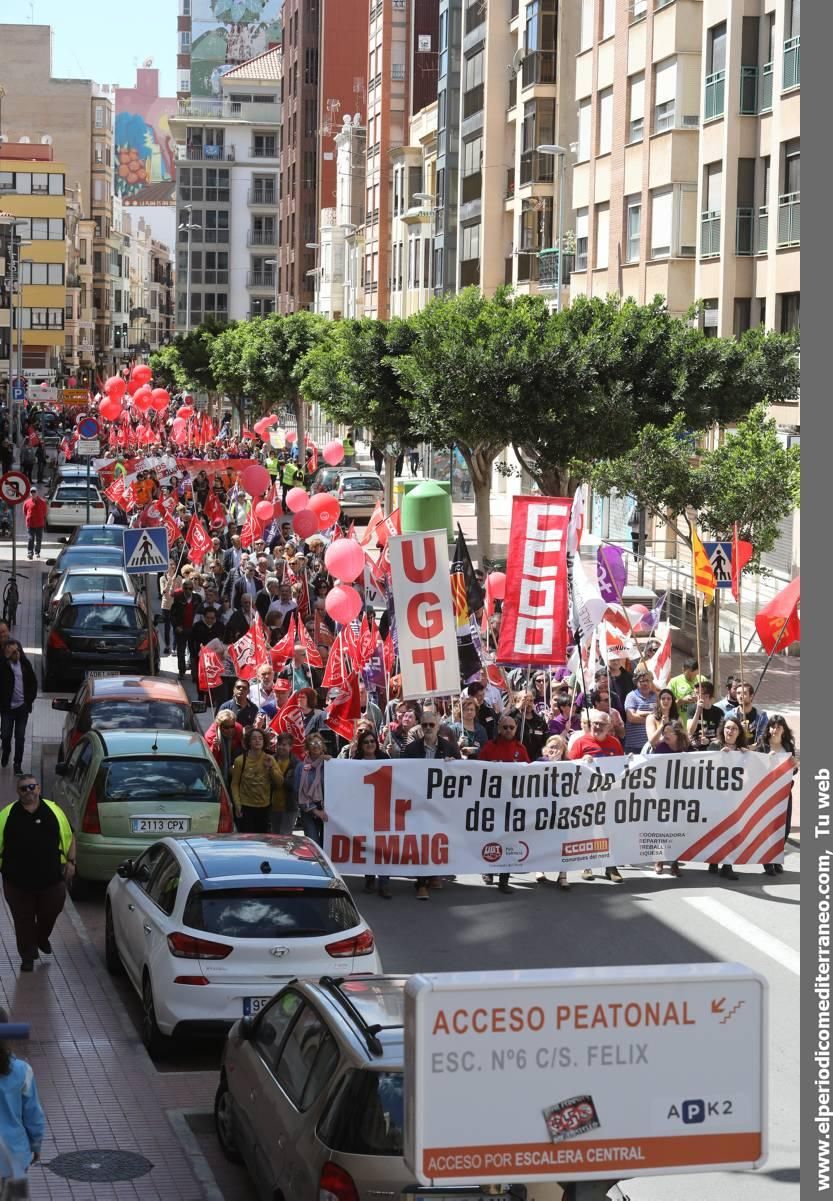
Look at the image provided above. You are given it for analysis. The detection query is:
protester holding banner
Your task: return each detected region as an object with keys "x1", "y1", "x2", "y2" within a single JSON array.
[
  {"x1": 756, "y1": 715, "x2": 798, "y2": 873},
  {"x1": 646, "y1": 689, "x2": 681, "y2": 749},
  {"x1": 451, "y1": 697, "x2": 488, "y2": 759},
  {"x1": 687, "y1": 681, "x2": 724, "y2": 747},
  {"x1": 294, "y1": 734, "x2": 329, "y2": 845},
  {"x1": 623, "y1": 671, "x2": 658, "y2": 752},
  {"x1": 707, "y1": 716, "x2": 749, "y2": 881}
]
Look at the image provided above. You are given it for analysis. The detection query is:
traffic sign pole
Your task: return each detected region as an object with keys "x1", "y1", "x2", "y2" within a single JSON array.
[{"x1": 145, "y1": 573, "x2": 155, "y2": 676}]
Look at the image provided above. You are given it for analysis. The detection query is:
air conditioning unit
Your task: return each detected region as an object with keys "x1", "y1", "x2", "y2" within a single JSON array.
[
  {"x1": 41, "y1": 135, "x2": 53, "y2": 145},
  {"x1": 681, "y1": 115, "x2": 700, "y2": 128},
  {"x1": 679, "y1": 244, "x2": 696, "y2": 256}
]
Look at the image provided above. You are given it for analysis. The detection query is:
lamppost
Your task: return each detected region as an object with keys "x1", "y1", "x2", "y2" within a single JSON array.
[
  {"x1": 263, "y1": 257, "x2": 278, "y2": 315},
  {"x1": 178, "y1": 203, "x2": 202, "y2": 334},
  {"x1": 536, "y1": 143, "x2": 567, "y2": 312},
  {"x1": 305, "y1": 242, "x2": 319, "y2": 313}
]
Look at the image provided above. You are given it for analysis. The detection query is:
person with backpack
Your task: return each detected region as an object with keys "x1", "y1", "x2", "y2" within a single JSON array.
[{"x1": 230, "y1": 727, "x2": 285, "y2": 833}]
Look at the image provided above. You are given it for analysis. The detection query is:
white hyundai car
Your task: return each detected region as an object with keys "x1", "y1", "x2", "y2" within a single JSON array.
[{"x1": 105, "y1": 834, "x2": 382, "y2": 1058}]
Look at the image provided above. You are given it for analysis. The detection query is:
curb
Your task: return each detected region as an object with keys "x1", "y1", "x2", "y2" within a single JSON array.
[{"x1": 167, "y1": 1110, "x2": 227, "y2": 1201}]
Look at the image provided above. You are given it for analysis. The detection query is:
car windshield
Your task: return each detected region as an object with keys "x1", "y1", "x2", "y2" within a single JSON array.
[
  {"x1": 320, "y1": 1070, "x2": 404, "y2": 1156},
  {"x1": 54, "y1": 486, "x2": 101, "y2": 501},
  {"x1": 62, "y1": 604, "x2": 139, "y2": 631},
  {"x1": 71, "y1": 528, "x2": 124, "y2": 546},
  {"x1": 60, "y1": 574, "x2": 126, "y2": 595},
  {"x1": 100, "y1": 757, "x2": 219, "y2": 802},
  {"x1": 183, "y1": 886, "x2": 360, "y2": 938},
  {"x1": 341, "y1": 477, "x2": 380, "y2": 491},
  {"x1": 84, "y1": 700, "x2": 190, "y2": 732}
]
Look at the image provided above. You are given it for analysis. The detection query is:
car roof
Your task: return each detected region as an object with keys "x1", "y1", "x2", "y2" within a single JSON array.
[
  {"x1": 57, "y1": 545, "x2": 124, "y2": 560},
  {"x1": 302, "y1": 976, "x2": 408, "y2": 1064},
  {"x1": 61, "y1": 565, "x2": 127, "y2": 575},
  {"x1": 95, "y1": 730, "x2": 211, "y2": 757},
  {"x1": 178, "y1": 835, "x2": 336, "y2": 885},
  {"x1": 85, "y1": 676, "x2": 189, "y2": 702}
]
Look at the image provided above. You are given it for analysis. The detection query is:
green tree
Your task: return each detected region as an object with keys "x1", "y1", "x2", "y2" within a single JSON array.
[
  {"x1": 396, "y1": 288, "x2": 551, "y2": 557},
  {"x1": 149, "y1": 319, "x2": 227, "y2": 395},
  {"x1": 300, "y1": 317, "x2": 417, "y2": 506},
  {"x1": 513, "y1": 296, "x2": 800, "y2": 496}
]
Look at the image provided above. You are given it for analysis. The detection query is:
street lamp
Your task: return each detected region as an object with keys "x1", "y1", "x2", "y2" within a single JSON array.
[
  {"x1": 536, "y1": 143, "x2": 567, "y2": 312},
  {"x1": 305, "y1": 243, "x2": 320, "y2": 313},
  {"x1": 178, "y1": 203, "x2": 202, "y2": 334},
  {"x1": 264, "y1": 257, "x2": 278, "y2": 315}
]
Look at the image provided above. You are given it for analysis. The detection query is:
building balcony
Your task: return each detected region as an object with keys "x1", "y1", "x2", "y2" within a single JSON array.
[
  {"x1": 537, "y1": 248, "x2": 573, "y2": 289},
  {"x1": 739, "y1": 66, "x2": 758, "y2": 114},
  {"x1": 176, "y1": 99, "x2": 281, "y2": 125},
  {"x1": 735, "y1": 208, "x2": 754, "y2": 256},
  {"x1": 700, "y1": 210, "x2": 721, "y2": 258},
  {"x1": 177, "y1": 145, "x2": 235, "y2": 162},
  {"x1": 756, "y1": 206, "x2": 769, "y2": 254},
  {"x1": 247, "y1": 230, "x2": 278, "y2": 247},
  {"x1": 759, "y1": 62, "x2": 774, "y2": 111},
  {"x1": 247, "y1": 271, "x2": 276, "y2": 289},
  {"x1": 521, "y1": 50, "x2": 557, "y2": 88},
  {"x1": 462, "y1": 86, "x2": 484, "y2": 120},
  {"x1": 461, "y1": 172, "x2": 482, "y2": 204},
  {"x1": 506, "y1": 168, "x2": 515, "y2": 199},
  {"x1": 248, "y1": 187, "x2": 277, "y2": 206},
  {"x1": 777, "y1": 193, "x2": 800, "y2": 247},
  {"x1": 249, "y1": 144, "x2": 279, "y2": 159},
  {"x1": 704, "y1": 70, "x2": 725, "y2": 121},
  {"x1": 519, "y1": 151, "x2": 555, "y2": 186},
  {"x1": 783, "y1": 37, "x2": 800, "y2": 90}
]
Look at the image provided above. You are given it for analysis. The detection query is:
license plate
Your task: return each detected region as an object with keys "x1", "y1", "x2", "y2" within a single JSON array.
[
  {"x1": 86, "y1": 670, "x2": 120, "y2": 678},
  {"x1": 350, "y1": 494, "x2": 372, "y2": 503},
  {"x1": 130, "y1": 817, "x2": 191, "y2": 833},
  {"x1": 243, "y1": 996, "x2": 272, "y2": 1016}
]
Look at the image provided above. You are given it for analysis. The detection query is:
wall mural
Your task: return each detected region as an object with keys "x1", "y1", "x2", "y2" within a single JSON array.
[
  {"x1": 191, "y1": 0, "x2": 284, "y2": 98},
  {"x1": 115, "y1": 67, "x2": 178, "y2": 206}
]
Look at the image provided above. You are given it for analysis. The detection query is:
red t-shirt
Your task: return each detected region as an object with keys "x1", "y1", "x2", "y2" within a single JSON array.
[
  {"x1": 568, "y1": 734, "x2": 623, "y2": 760},
  {"x1": 479, "y1": 739, "x2": 531, "y2": 764}
]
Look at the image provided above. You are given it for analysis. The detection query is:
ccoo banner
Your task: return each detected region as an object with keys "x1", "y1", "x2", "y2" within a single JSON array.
[
  {"x1": 325, "y1": 753, "x2": 792, "y2": 875},
  {"x1": 388, "y1": 530, "x2": 460, "y2": 699},
  {"x1": 497, "y1": 496, "x2": 571, "y2": 666}
]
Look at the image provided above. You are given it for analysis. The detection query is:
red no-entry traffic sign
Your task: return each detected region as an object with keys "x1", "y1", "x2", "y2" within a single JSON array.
[{"x1": 0, "y1": 471, "x2": 30, "y2": 506}]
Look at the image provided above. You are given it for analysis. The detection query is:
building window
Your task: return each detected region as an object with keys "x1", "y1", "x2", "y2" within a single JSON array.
[
  {"x1": 625, "y1": 197, "x2": 641, "y2": 262},
  {"x1": 601, "y1": 0, "x2": 615, "y2": 40},
  {"x1": 628, "y1": 74, "x2": 645, "y2": 143},
  {"x1": 95, "y1": 105, "x2": 105, "y2": 128},
  {"x1": 650, "y1": 188, "x2": 673, "y2": 258},
  {"x1": 594, "y1": 204, "x2": 609, "y2": 269},
  {"x1": 463, "y1": 50, "x2": 484, "y2": 118},
  {"x1": 179, "y1": 31, "x2": 191, "y2": 52},
  {"x1": 579, "y1": 0, "x2": 594, "y2": 50},
  {"x1": 702, "y1": 299, "x2": 719, "y2": 337},
  {"x1": 733, "y1": 299, "x2": 752, "y2": 336},
  {"x1": 597, "y1": 88, "x2": 613, "y2": 156},
  {"x1": 654, "y1": 58, "x2": 677, "y2": 132},
  {"x1": 705, "y1": 22, "x2": 727, "y2": 119},
  {"x1": 575, "y1": 208, "x2": 588, "y2": 270},
  {"x1": 779, "y1": 292, "x2": 800, "y2": 333},
  {"x1": 577, "y1": 99, "x2": 591, "y2": 162}
]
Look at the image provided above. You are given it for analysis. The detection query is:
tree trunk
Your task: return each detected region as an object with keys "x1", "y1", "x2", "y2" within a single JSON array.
[
  {"x1": 472, "y1": 472, "x2": 492, "y2": 565},
  {"x1": 383, "y1": 453, "x2": 396, "y2": 514}
]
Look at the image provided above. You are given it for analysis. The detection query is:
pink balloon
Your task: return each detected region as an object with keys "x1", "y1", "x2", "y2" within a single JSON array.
[
  {"x1": 285, "y1": 487, "x2": 309, "y2": 513},
  {"x1": 105, "y1": 376, "x2": 126, "y2": 401},
  {"x1": 131, "y1": 364, "x2": 152, "y2": 386},
  {"x1": 324, "y1": 539, "x2": 365, "y2": 584},
  {"x1": 241, "y1": 463, "x2": 270, "y2": 497},
  {"x1": 487, "y1": 571, "x2": 507, "y2": 600},
  {"x1": 176, "y1": 405, "x2": 194, "y2": 420},
  {"x1": 308, "y1": 492, "x2": 341, "y2": 530},
  {"x1": 292, "y1": 509, "x2": 318, "y2": 539},
  {"x1": 628, "y1": 604, "x2": 651, "y2": 633},
  {"x1": 322, "y1": 439, "x2": 344, "y2": 467},
  {"x1": 325, "y1": 584, "x2": 363, "y2": 625},
  {"x1": 285, "y1": 431, "x2": 297, "y2": 444},
  {"x1": 255, "y1": 500, "x2": 274, "y2": 521},
  {"x1": 99, "y1": 397, "x2": 123, "y2": 422}
]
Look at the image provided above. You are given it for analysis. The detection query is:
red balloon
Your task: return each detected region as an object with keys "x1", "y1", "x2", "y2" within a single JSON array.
[
  {"x1": 285, "y1": 487, "x2": 308, "y2": 513},
  {"x1": 325, "y1": 584, "x2": 363, "y2": 625},
  {"x1": 105, "y1": 375, "x2": 126, "y2": 401},
  {"x1": 487, "y1": 571, "x2": 507, "y2": 600},
  {"x1": 133, "y1": 387, "x2": 152, "y2": 415},
  {"x1": 255, "y1": 500, "x2": 274, "y2": 521},
  {"x1": 131, "y1": 364, "x2": 152, "y2": 386},
  {"x1": 151, "y1": 392, "x2": 170, "y2": 413},
  {"x1": 170, "y1": 418, "x2": 187, "y2": 445},
  {"x1": 126, "y1": 377, "x2": 143, "y2": 396},
  {"x1": 324, "y1": 539, "x2": 365, "y2": 584},
  {"x1": 285, "y1": 431, "x2": 297, "y2": 444},
  {"x1": 292, "y1": 509, "x2": 318, "y2": 539},
  {"x1": 308, "y1": 492, "x2": 341, "y2": 530},
  {"x1": 99, "y1": 397, "x2": 123, "y2": 422},
  {"x1": 241, "y1": 463, "x2": 270, "y2": 497},
  {"x1": 322, "y1": 439, "x2": 344, "y2": 467},
  {"x1": 176, "y1": 405, "x2": 194, "y2": 420}
]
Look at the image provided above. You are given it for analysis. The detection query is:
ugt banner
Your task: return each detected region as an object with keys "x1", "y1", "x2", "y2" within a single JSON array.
[
  {"x1": 325, "y1": 753, "x2": 792, "y2": 875},
  {"x1": 388, "y1": 530, "x2": 459, "y2": 699},
  {"x1": 497, "y1": 496, "x2": 571, "y2": 666}
]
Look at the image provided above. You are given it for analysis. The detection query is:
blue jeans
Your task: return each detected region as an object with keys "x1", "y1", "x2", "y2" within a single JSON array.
[
  {"x1": 299, "y1": 808, "x2": 323, "y2": 845},
  {"x1": 1, "y1": 705, "x2": 28, "y2": 769},
  {"x1": 26, "y1": 527, "x2": 42, "y2": 557}
]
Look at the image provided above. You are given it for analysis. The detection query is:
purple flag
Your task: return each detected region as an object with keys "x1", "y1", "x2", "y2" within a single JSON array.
[
  {"x1": 597, "y1": 545, "x2": 627, "y2": 604},
  {"x1": 642, "y1": 592, "x2": 667, "y2": 633}
]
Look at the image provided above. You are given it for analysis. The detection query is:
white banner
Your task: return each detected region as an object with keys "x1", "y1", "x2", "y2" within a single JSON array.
[
  {"x1": 325, "y1": 753, "x2": 792, "y2": 875},
  {"x1": 388, "y1": 530, "x2": 460, "y2": 699}
]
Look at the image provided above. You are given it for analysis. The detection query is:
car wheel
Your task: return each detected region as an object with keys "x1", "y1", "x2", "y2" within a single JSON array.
[
  {"x1": 104, "y1": 902, "x2": 123, "y2": 975},
  {"x1": 141, "y1": 973, "x2": 172, "y2": 1060},
  {"x1": 214, "y1": 1077, "x2": 243, "y2": 1163}
]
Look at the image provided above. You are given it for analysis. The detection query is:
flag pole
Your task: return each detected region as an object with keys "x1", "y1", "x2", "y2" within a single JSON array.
[
  {"x1": 754, "y1": 610, "x2": 794, "y2": 695},
  {"x1": 693, "y1": 590, "x2": 703, "y2": 692}
]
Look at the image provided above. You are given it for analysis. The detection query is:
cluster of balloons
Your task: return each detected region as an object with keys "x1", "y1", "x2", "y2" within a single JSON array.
[
  {"x1": 321, "y1": 538, "x2": 364, "y2": 623},
  {"x1": 98, "y1": 365, "x2": 173, "y2": 427},
  {"x1": 285, "y1": 487, "x2": 341, "y2": 539}
]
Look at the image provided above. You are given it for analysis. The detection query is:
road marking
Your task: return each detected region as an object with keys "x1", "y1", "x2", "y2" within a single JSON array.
[{"x1": 684, "y1": 896, "x2": 800, "y2": 975}]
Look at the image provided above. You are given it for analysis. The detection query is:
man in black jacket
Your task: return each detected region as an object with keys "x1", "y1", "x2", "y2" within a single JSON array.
[
  {"x1": 170, "y1": 582, "x2": 204, "y2": 679},
  {"x1": 402, "y1": 710, "x2": 460, "y2": 901},
  {"x1": 0, "y1": 641, "x2": 38, "y2": 774},
  {"x1": 189, "y1": 608, "x2": 225, "y2": 687},
  {"x1": 231, "y1": 560, "x2": 263, "y2": 611}
]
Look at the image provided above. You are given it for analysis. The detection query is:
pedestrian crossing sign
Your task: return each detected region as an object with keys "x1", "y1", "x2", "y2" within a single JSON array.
[
  {"x1": 703, "y1": 541, "x2": 733, "y2": 589},
  {"x1": 123, "y1": 527, "x2": 169, "y2": 575}
]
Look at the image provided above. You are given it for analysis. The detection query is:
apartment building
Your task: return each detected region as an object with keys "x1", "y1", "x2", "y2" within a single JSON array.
[
  {"x1": 0, "y1": 143, "x2": 68, "y2": 382},
  {"x1": 169, "y1": 47, "x2": 282, "y2": 329},
  {"x1": 571, "y1": 0, "x2": 799, "y2": 575},
  {"x1": 317, "y1": 116, "x2": 367, "y2": 320},
  {"x1": 389, "y1": 102, "x2": 438, "y2": 316},
  {"x1": 125, "y1": 216, "x2": 175, "y2": 355},
  {"x1": 176, "y1": 0, "x2": 283, "y2": 99},
  {"x1": 64, "y1": 185, "x2": 96, "y2": 383}
]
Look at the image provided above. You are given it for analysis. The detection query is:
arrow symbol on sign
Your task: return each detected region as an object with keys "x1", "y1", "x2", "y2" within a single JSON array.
[{"x1": 711, "y1": 997, "x2": 726, "y2": 1014}]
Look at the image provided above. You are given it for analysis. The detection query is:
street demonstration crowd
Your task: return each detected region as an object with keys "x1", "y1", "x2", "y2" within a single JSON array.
[{"x1": 50, "y1": 401, "x2": 798, "y2": 902}]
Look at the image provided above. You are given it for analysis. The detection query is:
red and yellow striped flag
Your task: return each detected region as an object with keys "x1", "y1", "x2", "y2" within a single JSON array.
[{"x1": 692, "y1": 528, "x2": 716, "y2": 605}]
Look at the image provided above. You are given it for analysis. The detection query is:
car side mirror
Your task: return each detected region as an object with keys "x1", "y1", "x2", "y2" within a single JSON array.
[
  {"x1": 54, "y1": 762, "x2": 68, "y2": 776},
  {"x1": 45, "y1": 558, "x2": 56, "y2": 566},
  {"x1": 191, "y1": 700, "x2": 207, "y2": 713},
  {"x1": 116, "y1": 859, "x2": 135, "y2": 879},
  {"x1": 51, "y1": 699, "x2": 71, "y2": 712},
  {"x1": 58, "y1": 536, "x2": 68, "y2": 544}
]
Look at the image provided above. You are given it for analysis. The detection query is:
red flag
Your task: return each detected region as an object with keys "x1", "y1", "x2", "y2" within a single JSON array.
[
  {"x1": 229, "y1": 630, "x2": 259, "y2": 680},
  {"x1": 341, "y1": 619, "x2": 359, "y2": 665},
  {"x1": 140, "y1": 498, "x2": 166, "y2": 527},
  {"x1": 383, "y1": 631, "x2": 395, "y2": 675},
  {"x1": 355, "y1": 612, "x2": 374, "y2": 669},
  {"x1": 198, "y1": 645, "x2": 224, "y2": 692},
  {"x1": 163, "y1": 510, "x2": 180, "y2": 546},
  {"x1": 360, "y1": 500, "x2": 384, "y2": 547},
  {"x1": 270, "y1": 616, "x2": 297, "y2": 668},
  {"x1": 755, "y1": 576, "x2": 800, "y2": 655},
  {"x1": 296, "y1": 571, "x2": 311, "y2": 622},
  {"x1": 270, "y1": 691, "x2": 308, "y2": 757},
  {"x1": 104, "y1": 477, "x2": 126, "y2": 507},
  {"x1": 296, "y1": 612, "x2": 324, "y2": 668},
  {"x1": 241, "y1": 427, "x2": 256, "y2": 439},
  {"x1": 250, "y1": 612, "x2": 271, "y2": 671},
  {"x1": 602, "y1": 605, "x2": 632, "y2": 636},
  {"x1": 322, "y1": 631, "x2": 347, "y2": 688},
  {"x1": 240, "y1": 507, "x2": 263, "y2": 547},
  {"x1": 375, "y1": 507, "x2": 400, "y2": 549},
  {"x1": 731, "y1": 524, "x2": 754, "y2": 602},
  {"x1": 185, "y1": 514, "x2": 212, "y2": 565},
  {"x1": 203, "y1": 491, "x2": 226, "y2": 527},
  {"x1": 325, "y1": 675, "x2": 361, "y2": 740},
  {"x1": 330, "y1": 521, "x2": 344, "y2": 542}
]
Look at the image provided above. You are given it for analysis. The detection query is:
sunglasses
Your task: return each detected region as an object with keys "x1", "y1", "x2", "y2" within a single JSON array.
[
  {"x1": 422, "y1": 722, "x2": 438, "y2": 729},
  {"x1": 17, "y1": 782, "x2": 37, "y2": 792}
]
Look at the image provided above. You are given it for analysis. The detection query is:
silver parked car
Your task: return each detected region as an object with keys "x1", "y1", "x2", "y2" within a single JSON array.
[{"x1": 215, "y1": 975, "x2": 563, "y2": 1201}]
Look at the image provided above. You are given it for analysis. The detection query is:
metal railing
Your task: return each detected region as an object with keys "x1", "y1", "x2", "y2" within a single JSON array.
[
  {"x1": 700, "y1": 210, "x2": 721, "y2": 258},
  {"x1": 247, "y1": 229, "x2": 278, "y2": 246},
  {"x1": 756, "y1": 205, "x2": 769, "y2": 253},
  {"x1": 248, "y1": 187, "x2": 276, "y2": 206},
  {"x1": 247, "y1": 270, "x2": 276, "y2": 288},
  {"x1": 777, "y1": 193, "x2": 800, "y2": 247},
  {"x1": 179, "y1": 145, "x2": 234, "y2": 161},
  {"x1": 735, "y1": 207, "x2": 754, "y2": 255},
  {"x1": 250, "y1": 144, "x2": 278, "y2": 159},
  {"x1": 759, "y1": 62, "x2": 773, "y2": 110},
  {"x1": 519, "y1": 150, "x2": 555, "y2": 185},
  {"x1": 704, "y1": 70, "x2": 725, "y2": 120},
  {"x1": 783, "y1": 37, "x2": 800, "y2": 90},
  {"x1": 521, "y1": 50, "x2": 557, "y2": 87},
  {"x1": 177, "y1": 99, "x2": 280, "y2": 124},
  {"x1": 739, "y1": 66, "x2": 758, "y2": 114}
]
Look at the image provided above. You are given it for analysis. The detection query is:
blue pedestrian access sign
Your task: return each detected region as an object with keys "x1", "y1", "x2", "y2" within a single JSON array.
[
  {"x1": 703, "y1": 541, "x2": 733, "y2": 589},
  {"x1": 123, "y1": 527, "x2": 169, "y2": 575}
]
